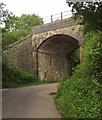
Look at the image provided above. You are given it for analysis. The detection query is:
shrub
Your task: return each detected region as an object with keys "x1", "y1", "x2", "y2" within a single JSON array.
[
  {"x1": 56, "y1": 31, "x2": 102, "y2": 118},
  {"x1": 2, "y1": 62, "x2": 39, "y2": 88},
  {"x1": 2, "y1": 29, "x2": 29, "y2": 49},
  {"x1": 84, "y1": 32, "x2": 102, "y2": 83},
  {"x1": 56, "y1": 63, "x2": 102, "y2": 118},
  {"x1": 70, "y1": 48, "x2": 80, "y2": 75}
]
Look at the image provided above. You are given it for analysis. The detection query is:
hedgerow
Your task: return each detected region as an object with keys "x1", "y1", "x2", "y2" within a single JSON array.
[{"x1": 56, "y1": 31, "x2": 102, "y2": 118}]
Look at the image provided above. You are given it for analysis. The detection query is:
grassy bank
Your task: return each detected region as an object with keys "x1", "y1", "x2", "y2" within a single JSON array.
[
  {"x1": 56, "y1": 64, "x2": 102, "y2": 118},
  {"x1": 56, "y1": 32, "x2": 102, "y2": 118},
  {"x1": 2, "y1": 63, "x2": 59, "y2": 89},
  {"x1": 2, "y1": 62, "x2": 39, "y2": 88}
]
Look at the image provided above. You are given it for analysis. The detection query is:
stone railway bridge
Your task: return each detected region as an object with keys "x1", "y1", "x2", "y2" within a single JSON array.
[{"x1": 3, "y1": 18, "x2": 84, "y2": 81}]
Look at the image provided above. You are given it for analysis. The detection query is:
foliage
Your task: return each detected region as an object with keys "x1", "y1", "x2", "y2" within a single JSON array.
[
  {"x1": 2, "y1": 29, "x2": 29, "y2": 49},
  {"x1": 56, "y1": 1, "x2": 102, "y2": 118},
  {"x1": 3, "y1": 13, "x2": 43, "y2": 32},
  {"x1": 0, "y1": 2, "x2": 13, "y2": 26},
  {"x1": 69, "y1": 1, "x2": 102, "y2": 33},
  {"x1": 2, "y1": 61, "x2": 60, "y2": 88},
  {"x1": 1, "y1": 2, "x2": 43, "y2": 49},
  {"x1": 84, "y1": 31, "x2": 102, "y2": 83},
  {"x1": 56, "y1": 31, "x2": 102, "y2": 118},
  {"x1": 70, "y1": 48, "x2": 80, "y2": 74},
  {"x1": 2, "y1": 62, "x2": 40, "y2": 88},
  {"x1": 56, "y1": 68, "x2": 102, "y2": 118}
]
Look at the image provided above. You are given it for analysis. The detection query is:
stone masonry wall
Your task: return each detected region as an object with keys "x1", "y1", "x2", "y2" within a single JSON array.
[
  {"x1": 38, "y1": 52, "x2": 70, "y2": 80},
  {"x1": 32, "y1": 18, "x2": 82, "y2": 34},
  {"x1": 2, "y1": 18, "x2": 84, "y2": 80},
  {"x1": 31, "y1": 24, "x2": 83, "y2": 80},
  {"x1": 32, "y1": 25, "x2": 84, "y2": 49},
  {"x1": 3, "y1": 35, "x2": 36, "y2": 75}
]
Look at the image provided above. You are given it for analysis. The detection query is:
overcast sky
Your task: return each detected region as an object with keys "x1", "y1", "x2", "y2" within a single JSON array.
[{"x1": 1, "y1": 0, "x2": 72, "y2": 18}]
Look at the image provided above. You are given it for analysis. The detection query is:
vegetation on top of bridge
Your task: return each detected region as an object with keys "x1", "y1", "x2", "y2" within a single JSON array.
[{"x1": 56, "y1": 1, "x2": 102, "y2": 118}]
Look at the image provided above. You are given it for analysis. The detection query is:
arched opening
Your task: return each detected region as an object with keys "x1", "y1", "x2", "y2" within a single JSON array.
[{"x1": 36, "y1": 34, "x2": 80, "y2": 80}]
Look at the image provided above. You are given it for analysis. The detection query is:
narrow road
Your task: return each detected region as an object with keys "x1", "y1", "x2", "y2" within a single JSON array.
[{"x1": 2, "y1": 83, "x2": 61, "y2": 118}]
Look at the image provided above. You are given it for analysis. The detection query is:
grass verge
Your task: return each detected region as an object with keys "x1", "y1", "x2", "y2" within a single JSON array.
[
  {"x1": 2, "y1": 63, "x2": 59, "y2": 89},
  {"x1": 55, "y1": 31, "x2": 102, "y2": 118},
  {"x1": 56, "y1": 63, "x2": 102, "y2": 118}
]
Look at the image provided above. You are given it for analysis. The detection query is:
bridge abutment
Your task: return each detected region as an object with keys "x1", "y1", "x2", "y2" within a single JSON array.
[{"x1": 37, "y1": 52, "x2": 70, "y2": 80}]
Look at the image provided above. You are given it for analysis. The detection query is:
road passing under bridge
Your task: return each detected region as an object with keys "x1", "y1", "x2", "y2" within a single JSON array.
[{"x1": 2, "y1": 83, "x2": 60, "y2": 118}]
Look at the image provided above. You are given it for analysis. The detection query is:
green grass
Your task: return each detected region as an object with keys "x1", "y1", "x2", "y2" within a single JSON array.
[
  {"x1": 2, "y1": 29, "x2": 30, "y2": 50},
  {"x1": 2, "y1": 65, "x2": 38, "y2": 88},
  {"x1": 55, "y1": 31, "x2": 102, "y2": 118},
  {"x1": 2, "y1": 62, "x2": 60, "y2": 88},
  {"x1": 56, "y1": 63, "x2": 102, "y2": 118}
]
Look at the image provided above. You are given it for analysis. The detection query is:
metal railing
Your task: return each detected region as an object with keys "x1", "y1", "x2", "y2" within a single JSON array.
[{"x1": 42, "y1": 10, "x2": 72, "y2": 24}]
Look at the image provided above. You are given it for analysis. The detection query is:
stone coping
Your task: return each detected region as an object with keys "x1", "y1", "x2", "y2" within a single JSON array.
[
  {"x1": 32, "y1": 18, "x2": 81, "y2": 34},
  {"x1": 3, "y1": 34, "x2": 32, "y2": 52}
]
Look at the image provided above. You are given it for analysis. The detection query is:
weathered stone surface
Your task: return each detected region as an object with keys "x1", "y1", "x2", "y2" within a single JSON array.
[
  {"x1": 3, "y1": 18, "x2": 84, "y2": 81},
  {"x1": 32, "y1": 25, "x2": 83, "y2": 49},
  {"x1": 32, "y1": 18, "x2": 82, "y2": 34},
  {"x1": 32, "y1": 24, "x2": 83, "y2": 80},
  {"x1": 3, "y1": 35, "x2": 35, "y2": 75},
  {"x1": 38, "y1": 52, "x2": 70, "y2": 80}
]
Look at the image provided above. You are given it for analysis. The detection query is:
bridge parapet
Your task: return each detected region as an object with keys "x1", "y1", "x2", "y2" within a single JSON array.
[
  {"x1": 42, "y1": 10, "x2": 72, "y2": 23},
  {"x1": 32, "y1": 18, "x2": 81, "y2": 34}
]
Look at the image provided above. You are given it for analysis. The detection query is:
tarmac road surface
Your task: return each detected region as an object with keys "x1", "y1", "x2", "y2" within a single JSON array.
[{"x1": 2, "y1": 83, "x2": 61, "y2": 118}]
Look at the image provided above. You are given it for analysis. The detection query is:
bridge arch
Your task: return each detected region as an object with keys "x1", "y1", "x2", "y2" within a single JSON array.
[
  {"x1": 3, "y1": 18, "x2": 84, "y2": 80},
  {"x1": 37, "y1": 34, "x2": 79, "y2": 54},
  {"x1": 35, "y1": 34, "x2": 80, "y2": 80},
  {"x1": 32, "y1": 25, "x2": 83, "y2": 49},
  {"x1": 32, "y1": 19, "x2": 84, "y2": 80}
]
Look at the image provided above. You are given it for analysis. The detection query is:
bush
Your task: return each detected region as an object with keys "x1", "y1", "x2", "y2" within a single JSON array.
[
  {"x1": 56, "y1": 31, "x2": 102, "y2": 118},
  {"x1": 2, "y1": 29, "x2": 29, "y2": 49},
  {"x1": 84, "y1": 32, "x2": 102, "y2": 83},
  {"x1": 2, "y1": 62, "x2": 59, "y2": 88},
  {"x1": 70, "y1": 48, "x2": 80, "y2": 75},
  {"x1": 2, "y1": 62, "x2": 39, "y2": 88},
  {"x1": 56, "y1": 63, "x2": 102, "y2": 118}
]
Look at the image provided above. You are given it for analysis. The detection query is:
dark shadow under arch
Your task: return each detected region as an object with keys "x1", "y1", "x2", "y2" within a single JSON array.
[
  {"x1": 37, "y1": 34, "x2": 79, "y2": 54},
  {"x1": 36, "y1": 34, "x2": 80, "y2": 80}
]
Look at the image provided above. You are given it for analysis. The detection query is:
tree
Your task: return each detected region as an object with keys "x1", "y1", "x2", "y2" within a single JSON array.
[
  {"x1": 1, "y1": 2, "x2": 43, "y2": 49},
  {"x1": 0, "y1": 1, "x2": 43, "y2": 32},
  {"x1": 0, "y1": 2, "x2": 13, "y2": 27},
  {"x1": 14, "y1": 14, "x2": 43, "y2": 31},
  {"x1": 67, "y1": 1, "x2": 102, "y2": 33},
  {"x1": 3, "y1": 15, "x2": 18, "y2": 32},
  {"x1": 3, "y1": 13, "x2": 43, "y2": 33}
]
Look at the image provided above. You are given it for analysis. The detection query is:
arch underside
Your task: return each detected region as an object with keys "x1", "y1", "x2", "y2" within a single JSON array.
[{"x1": 37, "y1": 34, "x2": 79, "y2": 80}]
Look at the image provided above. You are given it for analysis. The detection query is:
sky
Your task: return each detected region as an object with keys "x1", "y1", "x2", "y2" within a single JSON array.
[{"x1": 1, "y1": 0, "x2": 72, "y2": 19}]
